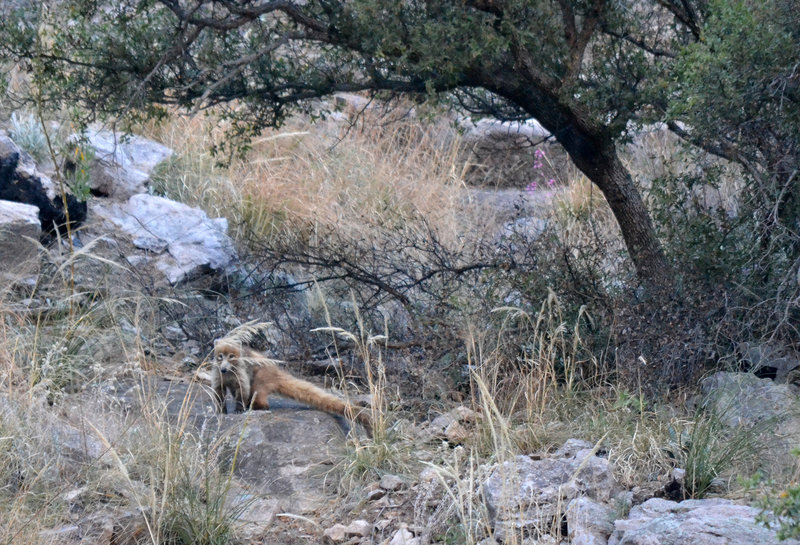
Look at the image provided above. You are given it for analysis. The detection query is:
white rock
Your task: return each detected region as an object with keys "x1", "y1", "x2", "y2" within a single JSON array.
[
  {"x1": 85, "y1": 129, "x2": 173, "y2": 199},
  {"x1": 323, "y1": 523, "x2": 348, "y2": 543},
  {"x1": 608, "y1": 497, "x2": 799, "y2": 545},
  {"x1": 389, "y1": 527, "x2": 419, "y2": 545},
  {"x1": 92, "y1": 194, "x2": 236, "y2": 284},
  {"x1": 566, "y1": 497, "x2": 614, "y2": 545},
  {"x1": 380, "y1": 474, "x2": 404, "y2": 491},
  {"x1": 0, "y1": 199, "x2": 41, "y2": 280},
  {"x1": 344, "y1": 519, "x2": 372, "y2": 537}
]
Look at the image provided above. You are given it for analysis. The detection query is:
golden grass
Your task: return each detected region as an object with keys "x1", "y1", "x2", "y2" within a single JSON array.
[
  {"x1": 0, "y1": 103, "x2": 780, "y2": 544},
  {"x1": 144, "y1": 111, "x2": 473, "y2": 247}
]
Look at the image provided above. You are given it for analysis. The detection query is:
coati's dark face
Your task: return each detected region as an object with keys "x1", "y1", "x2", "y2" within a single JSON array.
[{"x1": 213, "y1": 341, "x2": 241, "y2": 375}]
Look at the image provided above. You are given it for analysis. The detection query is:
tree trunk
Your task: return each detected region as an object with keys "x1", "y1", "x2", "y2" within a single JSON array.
[
  {"x1": 565, "y1": 132, "x2": 674, "y2": 295},
  {"x1": 481, "y1": 70, "x2": 674, "y2": 296},
  {"x1": 588, "y1": 151, "x2": 673, "y2": 291}
]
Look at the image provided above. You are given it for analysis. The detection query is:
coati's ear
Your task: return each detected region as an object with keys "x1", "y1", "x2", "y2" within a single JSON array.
[{"x1": 213, "y1": 338, "x2": 241, "y2": 357}]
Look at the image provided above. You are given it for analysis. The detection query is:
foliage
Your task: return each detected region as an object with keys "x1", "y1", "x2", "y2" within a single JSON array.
[
  {"x1": 757, "y1": 451, "x2": 800, "y2": 541},
  {"x1": 62, "y1": 138, "x2": 95, "y2": 202},
  {"x1": 8, "y1": 110, "x2": 48, "y2": 163},
  {"x1": 666, "y1": 407, "x2": 773, "y2": 498}
]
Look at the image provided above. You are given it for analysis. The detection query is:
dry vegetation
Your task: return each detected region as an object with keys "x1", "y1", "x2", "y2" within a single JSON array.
[{"x1": 0, "y1": 105, "x2": 791, "y2": 544}]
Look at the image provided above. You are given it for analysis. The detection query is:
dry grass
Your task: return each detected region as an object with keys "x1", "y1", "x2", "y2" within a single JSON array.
[
  {"x1": 0, "y1": 102, "x2": 784, "y2": 543},
  {"x1": 145, "y1": 110, "x2": 475, "y2": 247}
]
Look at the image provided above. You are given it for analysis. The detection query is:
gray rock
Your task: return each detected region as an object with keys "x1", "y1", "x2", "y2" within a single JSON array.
[
  {"x1": 501, "y1": 216, "x2": 548, "y2": 242},
  {"x1": 380, "y1": 474, "x2": 405, "y2": 491},
  {"x1": 84, "y1": 129, "x2": 173, "y2": 199},
  {"x1": 700, "y1": 371, "x2": 800, "y2": 477},
  {"x1": 0, "y1": 199, "x2": 40, "y2": 280},
  {"x1": 419, "y1": 406, "x2": 479, "y2": 443},
  {"x1": 110, "y1": 378, "x2": 351, "y2": 513},
  {"x1": 91, "y1": 194, "x2": 237, "y2": 284},
  {"x1": 483, "y1": 439, "x2": 621, "y2": 540},
  {"x1": 737, "y1": 342, "x2": 800, "y2": 383},
  {"x1": 608, "y1": 497, "x2": 799, "y2": 545},
  {"x1": 389, "y1": 527, "x2": 419, "y2": 545},
  {"x1": 566, "y1": 497, "x2": 615, "y2": 545},
  {"x1": 460, "y1": 118, "x2": 572, "y2": 189},
  {"x1": 344, "y1": 519, "x2": 372, "y2": 537},
  {"x1": 324, "y1": 523, "x2": 348, "y2": 543},
  {"x1": 234, "y1": 496, "x2": 280, "y2": 543}
]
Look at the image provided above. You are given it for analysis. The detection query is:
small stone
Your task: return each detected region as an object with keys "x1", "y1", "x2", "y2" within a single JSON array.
[
  {"x1": 380, "y1": 474, "x2": 404, "y2": 491},
  {"x1": 344, "y1": 520, "x2": 372, "y2": 537},
  {"x1": 367, "y1": 488, "x2": 387, "y2": 501},
  {"x1": 389, "y1": 527, "x2": 419, "y2": 545},
  {"x1": 670, "y1": 468, "x2": 686, "y2": 483},
  {"x1": 419, "y1": 467, "x2": 439, "y2": 483},
  {"x1": 375, "y1": 519, "x2": 392, "y2": 531},
  {"x1": 445, "y1": 421, "x2": 470, "y2": 444},
  {"x1": 63, "y1": 487, "x2": 88, "y2": 503},
  {"x1": 324, "y1": 523, "x2": 348, "y2": 543},
  {"x1": 452, "y1": 406, "x2": 478, "y2": 422}
]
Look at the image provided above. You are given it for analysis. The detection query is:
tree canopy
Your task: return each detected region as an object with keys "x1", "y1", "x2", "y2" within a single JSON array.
[{"x1": 1, "y1": 0, "x2": 797, "y2": 297}]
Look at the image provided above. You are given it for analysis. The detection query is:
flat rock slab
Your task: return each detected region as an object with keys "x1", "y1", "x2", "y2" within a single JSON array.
[
  {"x1": 109, "y1": 377, "x2": 348, "y2": 513},
  {"x1": 0, "y1": 199, "x2": 41, "y2": 280},
  {"x1": 609, "y1": 497, "x2": 800, "y2": 545}
]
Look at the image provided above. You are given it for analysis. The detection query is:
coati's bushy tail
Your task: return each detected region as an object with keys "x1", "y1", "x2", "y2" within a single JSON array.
[{"x1": 275, "y1": 373, "x2": 373, "y2": 436}]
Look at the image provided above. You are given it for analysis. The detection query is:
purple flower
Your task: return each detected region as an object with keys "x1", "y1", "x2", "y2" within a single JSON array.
[
  {"x1": 534, "y1": 148, "x2": 546, "y2": 159},
  {"x1": 548, "y1": 178, "x2": 556, "y2": 187},
  {"x1": 526, "y1": 181, "x2": 538, "y2": 193}
]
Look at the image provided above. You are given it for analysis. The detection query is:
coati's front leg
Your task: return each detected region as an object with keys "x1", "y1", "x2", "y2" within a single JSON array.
[
  {"x1": 233, "y1": 388, "x2": 248, "y2": 413},
  {"x1": 212, "y1": 378, "x2": 228, "y2": 414}
]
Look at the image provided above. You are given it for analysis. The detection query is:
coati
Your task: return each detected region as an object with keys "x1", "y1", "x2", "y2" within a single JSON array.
[{"x1": 211, "y1": 338, "x2": 372, "y2": 436}]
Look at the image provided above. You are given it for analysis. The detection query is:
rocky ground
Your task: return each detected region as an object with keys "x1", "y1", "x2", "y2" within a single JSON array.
[{"x1": 2, "y1": 119, "x2": 800, "y2": 544}]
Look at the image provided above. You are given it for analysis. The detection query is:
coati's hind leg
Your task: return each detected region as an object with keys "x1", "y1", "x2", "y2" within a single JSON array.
[{"x1": 249, "y1": 388, "x2": 271, "y2": 410}]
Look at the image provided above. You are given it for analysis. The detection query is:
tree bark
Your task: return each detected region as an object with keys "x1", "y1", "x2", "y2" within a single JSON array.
[
  {"x1": 575, "y1": 144, "x2": 674, "y2": 292},
  {"x1": 480, "y1": 68, "x2": 675, "y2": 295},
  {"x1": 556, "y1": 125, "x2": 674, "y2": 294}
]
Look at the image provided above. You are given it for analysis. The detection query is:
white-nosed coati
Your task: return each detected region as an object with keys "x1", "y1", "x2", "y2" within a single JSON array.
[{"x1": 211, "y1": 338, "x2": 372, "y2": 436}]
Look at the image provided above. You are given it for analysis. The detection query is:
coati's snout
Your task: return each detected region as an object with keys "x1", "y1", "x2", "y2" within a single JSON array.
[{"x1": 216, "y1": 353, "x2": 233, "y2": 374}]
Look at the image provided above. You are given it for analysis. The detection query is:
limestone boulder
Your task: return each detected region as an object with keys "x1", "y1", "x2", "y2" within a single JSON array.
[
  {"x1": 608, "y1": 497, "x2": 799, "y2": 545},
  {"x1": 566, "y1": 496, "x2": 616, "y2": 545},
  {"x1": 700, "y1": 371, "x2": 800, "y2": 477},
  {"x1": 0, "y1": 199, "x2": 41, "y2": 280},
  {"x1": 91, "y1": 193, "x2": 237, "y2": 284},
  {"x1": 84, "y1": 129, "x2": 173, "y2": 199},
  {"x1": 482, "y1": 439, "x2": 621, "y2": 540}
]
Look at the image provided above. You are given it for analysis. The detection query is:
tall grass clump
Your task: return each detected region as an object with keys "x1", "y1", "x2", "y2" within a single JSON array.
[
  {"x1": 666, "y1": 407, "x2": 774, "y2": 498},
  {"x1": 145, "y1": 110, "x2": 472, "y2": 247},
  {"x1": 314, "y1": 293, "x2": 411, "y2": 493},
  {"x1": 7, "y1": 110, "x2": 49, "y2": 163}
]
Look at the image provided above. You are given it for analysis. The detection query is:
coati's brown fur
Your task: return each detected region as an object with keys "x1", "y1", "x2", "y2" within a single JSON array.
[{"x1": 211, "y1": 338, "x2": 372, "y2": 436}]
